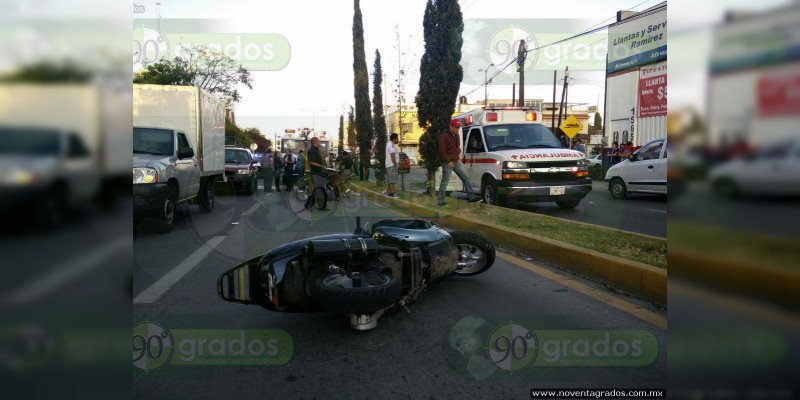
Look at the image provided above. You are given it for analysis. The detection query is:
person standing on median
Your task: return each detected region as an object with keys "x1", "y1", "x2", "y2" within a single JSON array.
[
  {"x1": 260, "y1": 148, "x2": 274, "y2": 192},
  {"x1": 282, "y1": 148, "x2": 296, "y2": 190},
  {"x1": 272, "y1": 149, "x2": 283, "y2": 192},
  {"x1": 296, "y1": 149, "x2": 305, "y2": 191},
  {"x1": 437, "y1": 119, "x2": 482, "y2": 206},
  {"x1": 384, "y1": 133, "x2": 400, "y2": 198},
  {"x1": 340, "y1": 150, "x2": 359, "y2": 197}
]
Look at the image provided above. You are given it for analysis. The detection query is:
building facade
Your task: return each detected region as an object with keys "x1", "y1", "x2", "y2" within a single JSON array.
[{"x1": 604, "y1": 2, "x2": 667, "y2": 148}]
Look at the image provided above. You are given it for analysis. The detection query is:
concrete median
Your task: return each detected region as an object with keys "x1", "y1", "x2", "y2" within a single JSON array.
[{"x1": 355, "y1": 184, "x2": 667, "y2": 306}]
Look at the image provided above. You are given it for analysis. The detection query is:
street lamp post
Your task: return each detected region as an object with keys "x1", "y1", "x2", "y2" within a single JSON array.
[
  {"x1": 301, "y1": 108, "x2": 327, "y2": 137},
  {"x1": 478, "y1": 63, "x2": 494, "y2": 106}
]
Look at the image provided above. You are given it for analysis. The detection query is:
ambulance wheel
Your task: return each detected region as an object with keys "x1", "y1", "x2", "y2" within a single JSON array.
[{"x1": 481, "y1": 178, "x2": 502, "y2": 206}]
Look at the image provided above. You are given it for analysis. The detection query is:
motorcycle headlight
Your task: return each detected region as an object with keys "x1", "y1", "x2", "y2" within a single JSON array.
[
  {"x1": 504, "y1": 161, "x2": 527, "y2": 169},
  {"x1": 133, "y1": 167, "x2": 158, "y2": 184},
  {"x1": 237, "y1": 169, "x2": 251, "y2": 175}
]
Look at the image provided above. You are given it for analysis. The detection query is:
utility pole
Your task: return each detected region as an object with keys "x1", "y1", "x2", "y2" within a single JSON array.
[
  {"x1": 479, "y1": 63, "x2": 494, "y2": 106},
  {"x1": 517, "y1": 39, "x2": 527, "y2": 107},
  {"x1": 556, "y1": 66, "x2": 569, "y2": 144},
  {"x1": 551, "y1": 70, "x2": 557, "y2": 132}
]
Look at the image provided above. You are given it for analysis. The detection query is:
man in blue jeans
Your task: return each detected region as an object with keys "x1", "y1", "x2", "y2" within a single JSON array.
[{"x1": 437, "y1": 119, "x2": 482, "y2": 206}]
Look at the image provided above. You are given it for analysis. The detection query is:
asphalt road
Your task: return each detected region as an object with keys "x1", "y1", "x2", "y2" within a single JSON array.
[
  {"x1": 389, "y1": 167, "x2": 667, "y2": 238},
  {"x1": 669, "y1": 181, "x2": 800, "y2": 238},
  {"x1": 132, "y1": 186, "x2": 666, "y2": 399}
]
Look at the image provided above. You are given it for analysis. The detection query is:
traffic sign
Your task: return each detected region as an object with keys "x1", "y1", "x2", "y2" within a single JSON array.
[{"x1": 559, "y1": 115, "x2": 583, "y2": 139}]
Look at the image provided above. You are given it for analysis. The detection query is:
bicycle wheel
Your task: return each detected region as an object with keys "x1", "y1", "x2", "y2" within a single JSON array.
[{"x1": 304, "y1": 186, "x2": 328, "y2": 211}]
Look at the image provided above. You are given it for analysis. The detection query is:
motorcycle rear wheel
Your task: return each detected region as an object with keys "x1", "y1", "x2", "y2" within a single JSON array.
[
  {"x1": 310, "y1": 273, "x2": 401, "y2": 314},
  {"x1": 450, "y1": 231, "x2": 496, "y2": 276}
]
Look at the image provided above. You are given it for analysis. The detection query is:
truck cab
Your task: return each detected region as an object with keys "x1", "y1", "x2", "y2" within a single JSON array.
[{"x1": 445, "y1": 107, "x2": 591, "y2": 208}]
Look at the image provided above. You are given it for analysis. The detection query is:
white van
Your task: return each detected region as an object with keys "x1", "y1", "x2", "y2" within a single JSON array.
[
  {"x1": 604, "y1": 137, "x2": 667, "y2": 199},
  {"x1": 442, "y1": 107, "x2": 591, "y2": 208}
]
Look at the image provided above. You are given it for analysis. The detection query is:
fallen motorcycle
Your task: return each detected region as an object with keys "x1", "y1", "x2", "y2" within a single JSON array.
[{"x1": 217, "y1": 217, "x2": 495, "y2": 330}]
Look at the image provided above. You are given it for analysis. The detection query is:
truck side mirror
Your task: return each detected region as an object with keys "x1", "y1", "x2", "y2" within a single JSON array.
[{"x1": 178, "y1": 147, "x2": 194, "y2": 159}]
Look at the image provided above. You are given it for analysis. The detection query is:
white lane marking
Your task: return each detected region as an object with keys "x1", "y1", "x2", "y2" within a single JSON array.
[
  {"x1": 133, "y1": 236, "x2": 225, "y2": 304},
  {"x1": 1, "y1": 237, "x2": 129, "y2": 305},
  {"x1": 242, "y1": 202, "x2": 261, "y2": 216},
  {"x1": 647, "y1": 209, "x2": 667, "y2": 213}
]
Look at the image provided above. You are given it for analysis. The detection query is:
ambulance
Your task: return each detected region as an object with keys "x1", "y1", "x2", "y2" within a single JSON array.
[{"x1": 442, "y1": 107, "x2": 591, "y2": 208}]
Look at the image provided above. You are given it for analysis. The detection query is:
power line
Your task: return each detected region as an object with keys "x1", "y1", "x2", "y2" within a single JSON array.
[{"x1": 460, "y1": 0, "x2": 664, "y2": 100}]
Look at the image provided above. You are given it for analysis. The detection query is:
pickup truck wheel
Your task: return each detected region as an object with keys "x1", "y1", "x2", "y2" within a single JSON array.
[
  {"x1": 199, "y1": 178, "x2": 215, "y2": 213},
  {"x1": 481, "y1": 179, "x2": 501, "y2": 206},
  {"x1": 156, "y1": 192, "x2": 175, "y2": 234},
  {"x1": 36, "y1": 187, "x2": 66, "y2": 230},
  {"x1": 245, "y1": 177, "x2": 255, "y2": 195},
  {"x1": 310, "y1": 273, "x2": 401, "y2": 314},
  {"x1": 555, "y1": 199, "x2": 580, "y2": 209},
  {"x1": 450, "y1": 231, "x2": 496, "y2": 276},
  {"x1": 609, "y1": 178, "x2": 627, "y2": 199}
]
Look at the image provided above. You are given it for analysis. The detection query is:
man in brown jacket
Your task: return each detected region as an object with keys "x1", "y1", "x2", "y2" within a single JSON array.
[{"x1": 437, "y1": 119, "x2": 482, "y2": 206}]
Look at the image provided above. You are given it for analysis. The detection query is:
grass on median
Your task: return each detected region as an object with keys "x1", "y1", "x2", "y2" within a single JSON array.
[
  {"x1": 669, "y1": 221, "x2": 800, "y2": 271},
  {"x1": 354, "y1": 181, "x2": 667, "y2": 269}
]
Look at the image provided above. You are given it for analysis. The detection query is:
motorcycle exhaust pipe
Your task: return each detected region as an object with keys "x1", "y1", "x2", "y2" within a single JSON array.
[{"x1": 305, "y1": 237, "x2": 379, "y2": 257}]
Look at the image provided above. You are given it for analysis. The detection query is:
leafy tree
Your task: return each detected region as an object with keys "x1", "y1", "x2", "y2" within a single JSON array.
[
  {"x1": 244, "y1": 127, "x2": 271, "y2": 154},
  {"x1": 415, "y1": 0, "x2": 463, "y2": 194},
  {"x1": 134, "y1": 44, "x2": 253, "y2": 105},
  {"x1": 352, "y1": 0, "x2": 375, "y2": 179},
  {"x1": 590, "y1": 112, "x2": 603, "y2": 134},
  {"x1": 0, "y1": 60, "x2": 93, "y2": 83},
  {"x1": 372, "y1": 50, "x2": 388, "y2": 184}
]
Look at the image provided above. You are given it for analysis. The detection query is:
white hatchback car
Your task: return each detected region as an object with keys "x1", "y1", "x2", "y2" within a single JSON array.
[
  {"x1": 708, "y1": 138, "x2": 800, "y2": 198},
  {"x1": 604, "y1": 138, "x2": 667, "y2": 199}
]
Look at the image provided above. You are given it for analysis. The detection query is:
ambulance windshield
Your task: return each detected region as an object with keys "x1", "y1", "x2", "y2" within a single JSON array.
[{"x1": 484, "y1": 124, "x2": 563, "y2": 151}]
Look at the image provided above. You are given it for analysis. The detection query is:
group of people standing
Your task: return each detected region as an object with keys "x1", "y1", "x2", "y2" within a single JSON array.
[
  {"x1": 607, "y1": 141, "x2": 634, "y2": 165},
  {"x1": 259, "y1": 147, "x2": 304, "y2": 192}
]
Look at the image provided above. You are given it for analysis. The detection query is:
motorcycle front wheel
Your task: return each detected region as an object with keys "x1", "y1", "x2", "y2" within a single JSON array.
[
  {"x1": 450, "y1": 231, "x2": 496, "y2": 276},
  {"x1": 310, "y1": 273, "x2": 401, "y2": 314}
]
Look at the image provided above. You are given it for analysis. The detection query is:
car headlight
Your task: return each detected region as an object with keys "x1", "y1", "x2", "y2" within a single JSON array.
[
  {"x1": 237, "y1": 169, "x2": 251, "y2": 175},
  {"x1": 133, "y1": 167, "x2": 158, "y2": 184},
  {"x1": 576, "y1": 159, "x2": 588, "y2": 167},
  {"x1": 504, "y1": 161, "x2": 527, "y2": 169}
]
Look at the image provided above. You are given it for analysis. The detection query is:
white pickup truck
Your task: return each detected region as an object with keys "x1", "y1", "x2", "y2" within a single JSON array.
[
  {"x1": 0, "y1": 83, "x2": 129, "y2": 229},
  {"x1": 133, "y1": 84, "x2": 225, "y2": 233}
]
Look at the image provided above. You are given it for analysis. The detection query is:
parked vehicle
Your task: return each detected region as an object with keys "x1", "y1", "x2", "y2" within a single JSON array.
[
  {"x1": 133, "y1": 84, "x2": 225, "y2": 233},
  {"x1": 444, "y1": 107, "x2": 591, "y2": 208},
  {"x1": 586, "y1": 152, "x2": 603, "y2": 180},
  {"x1": 217, "y1": 217, "x2": 496, "y2": 330},
  {"x1": 708, "y1": 137, "x2": 800, "y2": 198},
  {"x1": 224, "y1": 146, "x2": 258, "y2": 195},
  {"x1": 0, "y1": 83, "x2": 129, "y2": 229},
  {"x1": 398, "y1": 152, "x2": 411, "y2": 173},
  {"x1": 604, "y1": 137, "x2": 667, "y2": 199}
]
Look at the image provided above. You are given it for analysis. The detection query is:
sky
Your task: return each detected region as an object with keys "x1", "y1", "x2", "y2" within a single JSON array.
[{"x1": 129, "y1": 0, "x2": 793, "y2": 139}]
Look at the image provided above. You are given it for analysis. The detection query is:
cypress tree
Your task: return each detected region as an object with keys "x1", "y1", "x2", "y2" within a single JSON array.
[
  {"x1": 352, "y1": 0, "x2": 375, "y2": 180},
  {"x1": 415, "y1": 0, "x2": 463, "y2": 194},
  {"x1": 373, "y1": 50, "x2": 388, "y2": 184},
  {"x1": 338, "y1": 114, "x2": 345, "y2": 151}
]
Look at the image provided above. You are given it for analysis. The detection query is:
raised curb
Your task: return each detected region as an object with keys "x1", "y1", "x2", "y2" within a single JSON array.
[
  {"x1": 669, "y1": 248, "x2": 800, "y2": 309},
  {"x1": 356, "y1": 184, "x2": 667, "y2": 306}
]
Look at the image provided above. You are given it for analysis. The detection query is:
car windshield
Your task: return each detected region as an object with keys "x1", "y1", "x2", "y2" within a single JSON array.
[
  {"x1": 133, "y1": 127, "x2": 174, "y2": 155},
  {"x1": 0, "y1": 127, "x2": 61, "y2": 155},
  {"x1": 484, "y1": 124, "x2": 563, "y2": 151},
  {"x1": 225, "y1": 149, "x2": 250, "y2": 164}
]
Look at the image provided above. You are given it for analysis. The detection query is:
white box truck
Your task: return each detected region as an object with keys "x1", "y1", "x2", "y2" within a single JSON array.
[
  {"x1": 0, "y1": 83, "x2": 130, "y2": 229},
  {"x1": 133, "y1": 84, "x2": 225, "y2": 233}
]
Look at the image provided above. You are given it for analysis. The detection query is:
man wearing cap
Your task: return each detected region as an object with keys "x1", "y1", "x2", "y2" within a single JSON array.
[{"x1": 437, "y1": 119, "x2": 482, "y2": 206}]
